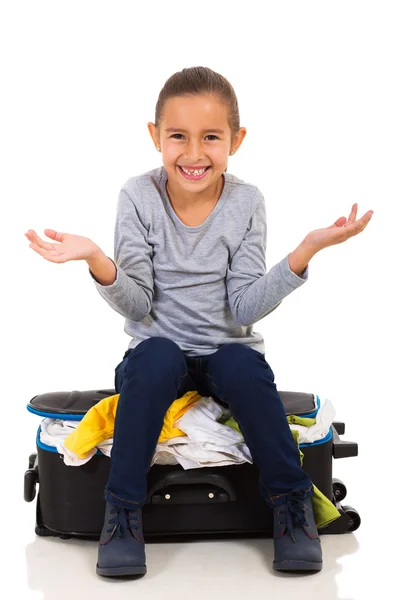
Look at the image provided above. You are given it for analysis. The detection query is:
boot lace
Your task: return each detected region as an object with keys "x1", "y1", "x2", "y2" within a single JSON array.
[
  {"x1": 106, "y1": 505, "x2": 141, "y2": 541},
  {"x1": 281, "y1": 492, "x2": 308, "y2": 542}
]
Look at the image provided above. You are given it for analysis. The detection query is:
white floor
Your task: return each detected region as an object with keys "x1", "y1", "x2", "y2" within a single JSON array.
[{"x1": 7, "y1": 444, "x2": 396, "y2": 600}]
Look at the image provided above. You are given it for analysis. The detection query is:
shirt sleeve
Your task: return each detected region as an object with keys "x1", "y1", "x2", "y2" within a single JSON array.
[
  {"x1": 226, "y1": 190, "x2": 308, "y2": 327},
  {"x1": 89, "y1": 180, "x2": 154, "y2": 321}
]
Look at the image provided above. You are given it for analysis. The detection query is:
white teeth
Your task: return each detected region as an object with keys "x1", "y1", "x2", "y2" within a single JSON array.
[{"x1": 181, "y1": 167, "x2": 207, "y2": 175}]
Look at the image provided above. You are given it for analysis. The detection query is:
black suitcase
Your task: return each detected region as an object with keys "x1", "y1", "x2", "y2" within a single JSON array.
[{"x1": 24, "y1": 388, "x2": 361, "y2": 541}]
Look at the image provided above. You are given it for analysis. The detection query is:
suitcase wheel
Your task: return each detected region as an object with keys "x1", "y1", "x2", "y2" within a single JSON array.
[
  {"x1": 332, "y1": 478, "x2": 347, "y2": 502},
  {"x1": 35, "y1": 524, "x2": 54, "y2": 537},
  {"x1": 342, "y1": 505, "x2": 361, "y2": 532}
]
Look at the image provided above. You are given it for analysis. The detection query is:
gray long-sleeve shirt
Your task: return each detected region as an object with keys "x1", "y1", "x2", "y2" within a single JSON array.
[{"x1": 90, "y1": 166, "x2": 308, "y2": 357}]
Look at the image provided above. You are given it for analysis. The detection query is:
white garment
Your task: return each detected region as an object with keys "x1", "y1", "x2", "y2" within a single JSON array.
[
  {"x1": 152, "y1": 396, "x2": 252, "y2": 469},
  {"x1": 39, "y1": 396, "x2": 335, "y2": 468},
  {"x1": 40, "y1": 418, "x2": 112, "y2": 466},
  {"x1": 289, "y1": 398, "x2": 336, "y2": 444}
]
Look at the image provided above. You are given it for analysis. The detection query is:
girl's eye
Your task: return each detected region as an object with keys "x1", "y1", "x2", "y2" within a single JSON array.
[{"x1": 170, "y1": 134, "x2": 219, "y2": 140}]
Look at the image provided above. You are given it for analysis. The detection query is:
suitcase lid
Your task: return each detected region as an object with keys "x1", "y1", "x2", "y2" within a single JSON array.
[{"x1": 26, "y1": 389, "x2": 320, "y2": 420}]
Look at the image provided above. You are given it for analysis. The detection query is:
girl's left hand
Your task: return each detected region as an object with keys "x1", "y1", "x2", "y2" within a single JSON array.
[{"x1": 305, "y1": 203, "x2": 373, "y2": 253}]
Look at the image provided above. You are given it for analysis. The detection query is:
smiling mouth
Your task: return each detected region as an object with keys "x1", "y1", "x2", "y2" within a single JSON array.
[{"x1": 178, "y1": 165, "x2": 211, "y2": 180}]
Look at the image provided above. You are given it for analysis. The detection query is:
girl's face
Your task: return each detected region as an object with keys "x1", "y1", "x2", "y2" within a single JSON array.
[{"x1": 148, "y1": 94, "x2": 246, "y2": 198}]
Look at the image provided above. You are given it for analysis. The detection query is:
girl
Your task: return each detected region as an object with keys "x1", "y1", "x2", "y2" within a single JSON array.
[{"x1": 25, "y1": 66, "x2": 373, "y2": 578}]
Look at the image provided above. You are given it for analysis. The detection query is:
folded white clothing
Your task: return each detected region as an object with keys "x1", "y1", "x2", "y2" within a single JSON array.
[
  {"x1": 289, "y1": 398, "x2": 335, "y2": 444},
  {"x1": 152, "y1": 439, "x2": 252, "y2": 469},
  {"x1": 38, "y1": 395, "x2": 335, "y2": 468},
  {"x1": 150, "y1": 396, "x2": 251, "y2": 468},
  {"x1": 40, "y1": 418, "x2": 112, "y2": 466},
  {"x1": 175, "y1": 396, "x2": 244, "y2": 446}
]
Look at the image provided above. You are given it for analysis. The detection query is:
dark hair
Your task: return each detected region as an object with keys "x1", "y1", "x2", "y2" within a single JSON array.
[{"x1": 155, "y1": 66, "x2": 240, "y2": 142}]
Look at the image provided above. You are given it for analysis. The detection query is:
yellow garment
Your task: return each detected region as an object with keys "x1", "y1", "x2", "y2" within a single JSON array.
[
  {"x1": 64, "y1": 391, "x2": 340, "y2": 528},
  {"x1": 291, "y1": 429, "x2": 340, "y2": 528},
  {"x1": 64, "y1": 390, "x2": 201, "y2": 459},
  {"x1": 159, "y1": 391, "x2": 202, "y2": 442},
  {"x1": 225, "y1": 416, "x2": 340, "y2": 528},
  {"x1": 224, "y1": 413, "x2": 317, "y2": 433},
  {"x1": 287, "y1": 414, "x2": 316, "y2": 427}
]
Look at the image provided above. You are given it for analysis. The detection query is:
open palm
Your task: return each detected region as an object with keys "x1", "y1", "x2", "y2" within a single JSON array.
[
  {"x1": 25, "y1": 229, "x2": 99, "y2": 263},
  {"x1": 305, "y1": 203, "x2": 373, "y2": 252}
]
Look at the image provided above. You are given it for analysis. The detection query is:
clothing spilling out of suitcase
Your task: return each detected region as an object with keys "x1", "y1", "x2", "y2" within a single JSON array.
[{"x1": 25, "y1": 162, "x2": 362, "y2": 581}]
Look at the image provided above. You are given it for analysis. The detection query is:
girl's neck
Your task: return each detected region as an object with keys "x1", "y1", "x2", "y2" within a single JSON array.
[{"x1": 166, "y1": 173, "x2": 225, "y2": 209}]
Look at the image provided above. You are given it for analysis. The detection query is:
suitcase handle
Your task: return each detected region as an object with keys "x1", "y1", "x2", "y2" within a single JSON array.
[
  {"x1": 146, "y1": 471, "x2": 237, "y2": 504},
  {"x1": 331, "y1": 423, "x2": 358, "y2": 458}
]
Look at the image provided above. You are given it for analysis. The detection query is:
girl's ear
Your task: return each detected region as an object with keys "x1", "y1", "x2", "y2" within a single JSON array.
[{"x1": 147, "y1": 122, "x2": 159, "y2": 147}]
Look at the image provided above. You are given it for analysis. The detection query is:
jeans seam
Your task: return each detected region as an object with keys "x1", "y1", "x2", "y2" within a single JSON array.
[
  {"x1": 206, "y1": 373, "x2": 271, "y2": 501},
  {"x1": 179, "y1": 373, "x2": 189, "y2": 389},
  {"x1": 205, "y1": 373, "x2": 226, "y2": 401},
  {"x1": 205, "y1": 372, "x2": 308, "y2": 507},
  {"x1": 145, "y1": 372, "x2": 188, "y2": 477},
  {"x1": 105, "y1": 489, "x2": 147, "y2": 506}
]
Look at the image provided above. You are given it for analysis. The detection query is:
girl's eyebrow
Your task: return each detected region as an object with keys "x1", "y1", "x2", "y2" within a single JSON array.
[{"x1": 165, "y1": 127, "x2": 225, "y2": 134}]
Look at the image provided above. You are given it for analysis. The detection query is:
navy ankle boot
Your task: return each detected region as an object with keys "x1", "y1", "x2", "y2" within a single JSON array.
[
  {"x1": 96, "y1": 501, "x2": 147, "y2": 577},
  {"x1": 273, "y1": 492, "x2": 323, "y2": 572}
]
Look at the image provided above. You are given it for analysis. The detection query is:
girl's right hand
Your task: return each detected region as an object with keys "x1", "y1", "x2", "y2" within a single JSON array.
[{"x1": 25, "y1": 229, "x2": 100, "y2": 263}]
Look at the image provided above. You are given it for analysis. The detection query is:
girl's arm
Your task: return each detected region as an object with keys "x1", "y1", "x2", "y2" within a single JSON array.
[
  {"x1": 227, "y1": 193, "x2": 372, "y2": 327},
  {"x1": 226, "y1": 193, "x2": 308, "y2": 327},
  {"x1": 87, "y1": 251, "x2": 117, "y2": 286},
  {"x1": 288, "y1": 240, "x2": 316, "y2": 277},
  {"x1": 89, "y1": 181, "x2": 154, "y2": 322}
]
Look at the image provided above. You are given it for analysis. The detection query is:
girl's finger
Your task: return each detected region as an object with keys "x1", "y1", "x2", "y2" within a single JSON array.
[
  {"x1": 29, "y1": 242, "x2": 50, "y2": 257},
  {"x1": 29, "y1": 242, "x2": 63, "y2": 263},
  {"x1": 345, "y1": 203, "x2": 358, "y2": 227},
  {"x1": 28, "y1": 243, "x2": 43, "y2": 257},
  {"x1": 350, "y1": 211, "x2": 373, "y2": 236},
  {"x1": 355, "y1": 211, "x2": 373, "y2": 228},
  {"x1": 44, "y1": 229, "x2": 64, "y2": 242},
  {"x1": 28, "y1": 230, "x2": 55, "y2": 251},
  {"x1": 333, "y1": 217, "x2": 347, "y2": 228}
]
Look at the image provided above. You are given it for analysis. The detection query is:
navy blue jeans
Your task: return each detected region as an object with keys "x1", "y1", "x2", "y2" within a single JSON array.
[{"x1": 104, "y1": 337, "x2": 313, "y2": 510}]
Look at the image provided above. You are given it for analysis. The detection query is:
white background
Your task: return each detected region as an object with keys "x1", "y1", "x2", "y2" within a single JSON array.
[{"x1": 1, "y1": 1, "x2": 399, "y2": 598}]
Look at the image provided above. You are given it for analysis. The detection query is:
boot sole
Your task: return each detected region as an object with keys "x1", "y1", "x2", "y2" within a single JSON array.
[
  {"x1": 273, "y1": 559, "x2": 322, "y2": 572},
  {"x1": 96, "y1": 563, "x2": 147, "y2": 577}
]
